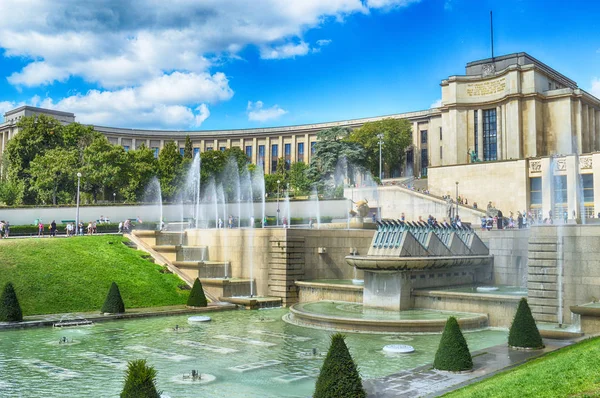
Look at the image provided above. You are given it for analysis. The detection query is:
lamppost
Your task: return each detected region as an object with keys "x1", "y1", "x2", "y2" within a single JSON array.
[
  {"x1": 455, "y1": 181, "x2": 459, "y2": 221},
  {"x1": 377, "y1": 133, "x2": 384, "y2": 181},
  {"x1": 76, "y1": 172, "x2": 82, "y2": 236},
  {"x1": 113, "y1": 192, "x2": 116, "y2": 203},
  {"x1": 276, "y1": 179, "x2": 281, "y2": 226}
]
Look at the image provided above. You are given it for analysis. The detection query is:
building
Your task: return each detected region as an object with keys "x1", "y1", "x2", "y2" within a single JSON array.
[{"x1": 1, "y1": 52, "x2": 599, "y2": 218}]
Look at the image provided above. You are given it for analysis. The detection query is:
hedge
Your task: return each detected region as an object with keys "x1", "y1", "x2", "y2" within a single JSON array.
[
  {"x1": 314, "y1": 333, "x2": 365, "y2": 398},
  {"x1": 508, "y1": 298, "x2": 544, "y2": 349},
  {"x1": 101, "y1": 282, "x2": 125, "y2": 314},
  {"x1": 121, "y1": 359, "x2": 161, "y2": 398},
  {"x1": 187, "y1": 279, "x2": 207, "y2": 307},
  {"x1": 433, "y1": 317, "x2": 473, "y2": 371},
  {"x1": 0, "y1": 282, "x2": 23, "y2": 322}
]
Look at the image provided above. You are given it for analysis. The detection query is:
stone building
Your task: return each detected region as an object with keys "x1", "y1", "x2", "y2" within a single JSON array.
[{"x1": 1, "y1": 52, "x2": 599, "y2": 218}]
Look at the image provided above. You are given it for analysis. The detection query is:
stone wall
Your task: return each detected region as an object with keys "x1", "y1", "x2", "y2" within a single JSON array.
[{"x1": 478, "y1": 229, "x2": 530, "y2": 286}]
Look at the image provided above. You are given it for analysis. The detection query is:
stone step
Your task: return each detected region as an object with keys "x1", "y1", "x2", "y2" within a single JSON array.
[
  {"x1": 528, "y1": 237, "x2": 561, "y2": 244},
  {"x1": 527, "y1": 282, "x2": 558, "y2": 291},
  {"x1": 527, "y1": 274, "x2": 558, "y2": 283},
  {"x1": 528, "y1": 243, "x2": 558, "y2": 252},
  {"x1": 530, "y1": 305, "x2": 559, "y2": 315},
  {"x1": 527, "y1": 297, "x2": 559, "y2": 306},
  {"x1": 527, "y1": 289, "x2": 558, "y2": 299},
  {"x1": 528, "y1": 259, "x2": 557, "y2": 267},
  {"x1": 268, "y1": 269, "x2": 305, "y2": 276},
  {"x1": 151, "y1": 245, "x2": 178, "y2": 252},
  {"x1": 529, "y1": 251, "x2": 560, "y2": 260},
  {"x1": 533, "y1": 313, "x2": 559, "y2": 323},
  {"x1": 529, "y1": 266, "x2": 559, "y2": 275},
  {"x1": 172, "y1": 261, "x2": 229, "y2": 267}
]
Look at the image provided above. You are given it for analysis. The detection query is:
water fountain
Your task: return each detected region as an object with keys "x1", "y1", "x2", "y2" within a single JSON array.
[
  {"x1": 142, "y1": 177, "x2": 163, "y2": 231},
  {"x1": 312, "y1": 185, "x2": 321, "y2": 229}
]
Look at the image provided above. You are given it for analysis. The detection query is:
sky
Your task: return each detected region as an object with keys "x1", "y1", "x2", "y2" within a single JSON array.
[{"x1": 0, "y1": 0, "x2": 598, "y2": 131}]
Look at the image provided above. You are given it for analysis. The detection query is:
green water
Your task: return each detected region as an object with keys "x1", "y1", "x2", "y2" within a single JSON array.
[
  {"x1": 434, "y1": 285, "x2": 528, "y2": 296},
  {"x1": 301, "y1": 279, "x2": 360, "y2": 285},
  {"x1": 0, "y1": 309, "x2": 507, "y2": 397},
  {"x1": 295, "y1": 302, "x2": 481, "y2": 321}
]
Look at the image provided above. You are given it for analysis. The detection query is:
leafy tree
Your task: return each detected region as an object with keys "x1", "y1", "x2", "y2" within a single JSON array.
[
  {"x1": 29, "y1": 148, "x2": 78, "y2": 205},
  {"x1": 314, "y1": 333, "x2": 365, "y2": 398},
  {"x1": 288, "y1": 161, "x2": 312, "y2": 195},
  {"x1": 264, "y1": 173, "x2": 286, "y2": 196},
  {"x1": 349, "y1": 118, "x2": 412, "y2": 178},
  {"x1": 61, "y1": 123, "x2": 100, "y2": 160},
  {"x1": 183, "y1": 135, "x2": 193, "y2": 159},
  {"x1": 433, "y1": 317, "x2": 473, "y2": 371},
  {"x1": 0, "y1": 179, "x2": 24, "y2": 206},
  {"x1": 121, "y1": 145, "x2": 158, "y2": 202},
  {"x1": 187, "y1": 278, "x2": 208, "y2": 307},
  {"x1": 101, "y1": 282, "x2": 125, "y2": 314},
  {"x1": 121, "y1": 359, "x2": 160, "y2": 398},
  {"x1": 157, "y1": 141, "x2": 184, "y2": 201},
  {"x1": 0, "y1": 282, "x2": 23, "y2": 322},
  {"x1": 275, "y1": 156, "x2": 288, "y2": 176},
  {"x1": 81, "y1": 136, "x2": 127, "y2": 202},
  {"x1": 508, "y1": 298, "x2": 544, "y2": 349}
]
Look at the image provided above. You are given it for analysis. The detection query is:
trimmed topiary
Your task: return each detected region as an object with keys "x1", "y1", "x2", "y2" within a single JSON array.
[
  {"x1": 0, "y1": 282, "x2": 23, "y2": 322},
  {"x1": 314, "y1": 333, "x2": 366, "y2": 398},
  {"x1": 187, "y1": 278, "x2": 208, "y2": 307},
  {"x1": 121, "y1": 359, "x2": 161, "y2": 398},
  {"x1": 508, "y1": 298, "x2": 544, "y2": 349},
  {"x1": 101, "y1": 282, "x2": 125, "y2": 314},
  {"x1": 433, "y1": 316, "x2": 473, "y2": 371}
]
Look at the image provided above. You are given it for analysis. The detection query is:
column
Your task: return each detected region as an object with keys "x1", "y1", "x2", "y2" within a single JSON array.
[
  {"x1": 291, "y1": 134, "x2": 297, "y2": 163},
  {"x1": 304, "y1": 133, "x2": 310, "y2": 163},
  {"x1": 226, "y1": 138, "x2": 231, "y2": 149},
  {"x1": 592, "y1": 153, "x2": 600, "y2": 215},
  {"x1": 589, "y1": 108, "x2": 596, "y2": 153},
  {"x1": 412, "y1": 121, "x2": 420, "y2": 176},
  {"x1": 213, "y1": 139, "x2": 218, "y2": 150},
  {"x1": 477, "y1": 109, "x2": 483, "y2": 159},
  {"x1": 596, "y1": 110, "x2": 600, "y2": 152},
  {"x1": 252, "y1": 137, "x2": 258, "y2": 165},
  {"x1": 265, "y1": 137, "x2": 271, "y2": 175},
  {"x1": 117, "y1": 137, "x2": 122, "y2": 145},
  {"x1": 159, "y1": 139, "x2": 164, "y2": 149},
  {"x1": 496, "y1": 106, "x2": 502, "y2": 160},
  {"x1": 582, "y1": 104, "x2": 589, "y2": 153},
  {"x1": 131, "y1": 138, "x2": 136, "y2": 150},
  {"x1": 566, "y1": 155, "x2": 580, "y2": 220},
  {"x1": 540, "y1": 157, "x2": 553, "y2": 220},
  {"x1": 200, "y1": 139, "x2": 205, "y2": 152},
  {"x1": 575, "y1": 99, "x2": 583, "y2": 153}
]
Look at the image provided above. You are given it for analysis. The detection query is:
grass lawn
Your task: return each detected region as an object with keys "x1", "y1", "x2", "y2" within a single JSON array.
[
  {"x1": 0, "y1": 235, "x2": 189, "y2": 315},
  {"x1": 444, "y1": 337, "x2": 600, "y2": 398}
]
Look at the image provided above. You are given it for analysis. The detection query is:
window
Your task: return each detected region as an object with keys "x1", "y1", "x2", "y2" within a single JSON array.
[
  {"x1": 439, "y1": 127, "x2": 442, "y2": 141},
  {"x1": 179, "y1": 148, "x2": 185, "y2": 156},
  {"x1": 530, "y1": 177, "x2": 542, "y2": 205},
  {"x1": 421, "y1": 148, "x2": 428, "y2": 177},
  {"x1": 284, "y1": 143, "x2": 291, "y2": 169},
  {"x1": 311, "y1": 141, "x2": 316, "y2": 155},
  {"x1": 219, "y1": 146, "x2": 226, "y2": 151},
  {"x1": 440, "y1": 146, "x2": 443, "y2": 160},
  {"x1": 152, "y1": 147, "x2": 159, "y2": 158},
  {"x1": 245, "y1": 145, "x2": 252, "y2": 160},
  {"x1": 420, "y1": 130, "x2": 428, "y2": 144},
  {"x1": 297, "y1": 142, "x2": 305, "y2": 163},
  {"x1": 554, "y1": 175, "x2": 567, "y2": 220},
  {"x1": 123, "y1": 146, "x2": 129, "y2": 152},
  {"x1": 482, "y1": 109, "x2": 497, "y2": 161},
  {"x1": 193, "y1": 147, "x2": 199, "y2": 156},
  {"x1": 206, "y1": 147, "x2": 213, "y2": 151},
  {"x1": 258, "y1": 145, "x2": 265, "y2": 169},
  {"x1": 474, "y1": 111, "x2": 478, "y2": 158},
  {"x1": 582, "y1": 174, "x2": 594, "y2": 203},
  {"x1": 271, "y1": 144, "x2": 278, "y2": 173}
]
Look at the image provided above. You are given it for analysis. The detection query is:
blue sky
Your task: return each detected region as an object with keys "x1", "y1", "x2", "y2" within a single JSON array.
[{"x1": 0, "y1": 0, "x2": 598, "y2": 130}]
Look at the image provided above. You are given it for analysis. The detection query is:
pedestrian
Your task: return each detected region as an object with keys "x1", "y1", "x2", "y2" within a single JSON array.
[
  {"x1": 118, "y1": 221, "x2": 123, "y2": 234},
  {"x1": 249, "y1": 216, "x2": 254, "y2": 228},
  {"x1": 38, "y1": 220, "x2": 44, "y2": 237},
  {"x1": 309, "y1": 218, "x2": 314, "y2": 229},
  {"x1": 228, "y1": 215, "x2": 233, "y2": 229},
  {"x1": 282, "y1": 217, "x2": 288, "y2": 228},
  {"x1": 50, "y1": 220, "x2": 57, "y2": 237},
  {"x1": 4, "y1": 221, "x2": 9, "y2": 238},
  {"x1": 66, "y1": 223, "x2": 72, "y2": 236},
  {"x1": 262, "y1": 216, "x2": 267, "y2": 228}
]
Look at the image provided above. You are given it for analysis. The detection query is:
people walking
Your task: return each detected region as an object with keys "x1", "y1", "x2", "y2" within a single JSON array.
[
  {"x1": 50, "y1": 220, "x2": 57, "y2": 237},
  {"x1": 38, "y1": 221, "x2": 44, "y2": 237}
]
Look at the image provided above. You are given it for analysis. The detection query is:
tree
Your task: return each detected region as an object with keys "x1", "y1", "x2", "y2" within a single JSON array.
[
  {"x1": 81, "y1": 136, "x2": 127, "y2": 202},
  {"x1": 349, "y1": 118, "x2": 412, "y2": 178},
  {"x1": 314, "y1": 333, "x2": 365, "y2": 398},
  {"x1": 200, "y1": 150, "x2": 227, "y2": 185},
  {"x1": 0, "y1": 179, "x2": 24, "y2": 206},
  {"x1": 29, "y1": 148, "x2": 78, "y2": 205},
  {"x1": 183, "y1": 135, "x2": 193, "y2": 159},
  {"x1": 101, "y1": 282, "x2": 125, "y2": 314},
  {"x1": 0, "y1": 282, "x2": 23, "y2": 322},
  {"x1": 187, "y1": 278, "x2": 208, "y2": 307},
  {"x1": 121, "y1": 359, "x2": 160, "y2": 398},
  {"x1": 121, "y1": 145, "x2": 158, "y2": 202},
  {"x1": 508, "y1": 298, "x2": 544, "y2": 349},
  {"x1": 158, "y1": 141, "x2": 184, "y2": 201},
  {"x1": 288, "y1": 161, "x2": 312, "y2": 195},
  {"x1": 433, "y1": 317, "x2": 473, "y2": 371}
]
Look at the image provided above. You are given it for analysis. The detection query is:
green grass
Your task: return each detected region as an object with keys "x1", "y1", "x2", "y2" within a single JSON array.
[
  {"x1": 444, "y1": 337, "x2": 600, "y2": 398},
  {"x1": 0, "y1": 235, "x2": 189, "y2": 315}
]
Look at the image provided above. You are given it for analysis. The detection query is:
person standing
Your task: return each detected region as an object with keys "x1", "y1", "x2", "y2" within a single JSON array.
[
  {"x1": 4, "y1": 221, "x2": 9, "y2": 238},
  {"x1": 38, "y1": 221, "x2": 44, "y2": 237}
]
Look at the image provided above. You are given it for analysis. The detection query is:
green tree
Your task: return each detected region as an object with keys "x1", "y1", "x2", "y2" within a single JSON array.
[
  {"x1": 0, "y1": 282, "x2": 23, "y2": 322},
  {"x1": 314, "y1": 333, "x2": 365, "y2": 398},
  {"x1": 121, "y1": 359, "x2": 160, "y2": 398},
  {"x1": 158, "y1": 141, "x2": 185, "y2": 201},
  {"x1": 288, "y1": 161, "x2": 312, "y2": 195},
  {"x1": 81, "y1": 136, "x2": 127, "y2": 202},
  {"x1": 200, "y1": 150, "x2": 227, "y2": 185},
  {"x1": 183, "y1": 135, "x2": 193, "y2": 159},
  {"x1": 508, "y1": 298, "x2": 544, "y2": 349},
  {"x1": 29, "y1": 148, "x2": 79, "y2": 205},
  {"x1": 349, "y1": 118, "x2": 412, "y2": 177},
  {"x1": 187, "y1": 278, "x2": 208, "y2": 307},
  {"x1": 101, "y1": 282, "x2": 125, "y2": 314},
  {"x1": 121, "y1": 145, "x2": 158, "y2": 202},
  {"x1": 0, "y1": 179, "x2": 24, "y2": 206},
  {"x1": 433, "y1": 317, "x2": 473, "y2": 371}
]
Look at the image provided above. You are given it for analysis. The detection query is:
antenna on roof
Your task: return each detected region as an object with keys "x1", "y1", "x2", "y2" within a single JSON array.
[{"x1": 490, "y1": 11, "x2": 494, "y2": 59}]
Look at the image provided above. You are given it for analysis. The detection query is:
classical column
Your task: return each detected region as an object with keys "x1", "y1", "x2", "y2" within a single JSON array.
[
  {"x1": 291, "y1": 134, "x2": 297, "y2": 163},
  {"x1": 566, "y1": 155, "x2": 580, "y2": 220},
  {"x1": 226, "y1": 138, "x2": 231, "y2": 149},
  {"x1": 596, "y1": 110, "x2": 600, "y2": 152},
  {"x1": 304, "y1": 133, "x2": 310, "y2": 163},
  {"x1": 265, "y1": 137, "x2": 271, "y2": 175},
  {"x1": 477, "y1": 109, "x2": 483, "y2": 159},
  {"x1": 593, "y1": 154, "x2": 600, "y2": 215},
  {"x1": 252, "y1": 137, "x2": 257, "y2": 165},
  {"x1": 131, "y1": 138, "x2": 136, "y2": 150},
  {"x1": 117, "y1": 137, "x2": 122, "y2": 145},
  {"x1": 582, "y1": 104, "x2": 589, "y2": 153},
  {"x1": 574, "y1": 99, "x2": 583, "y2": 153},
  {"x1": 589, "y1": 107, "x2": 595, "y2": 153}
]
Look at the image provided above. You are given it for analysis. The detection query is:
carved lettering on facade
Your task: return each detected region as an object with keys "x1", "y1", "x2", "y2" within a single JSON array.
[
  {"x1": 466, "y1": 77, "x2": 507, "y2": 97},
  {"x1": 580, "y1": 156, "x2": 592, "y2": 170},
  {"x1": 529, "y1": 160, "x2": 541, "y2": 173}
]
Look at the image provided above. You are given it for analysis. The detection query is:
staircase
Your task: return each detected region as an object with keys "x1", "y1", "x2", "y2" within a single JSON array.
[
  {"x1": 527, "y1": 236, "x2": 561, "y2": 323},
  {"x1": 268, "y1": 236, "x2": 305, "y2": 306}
]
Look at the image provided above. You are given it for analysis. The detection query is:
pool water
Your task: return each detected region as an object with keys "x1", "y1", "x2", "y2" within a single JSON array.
[
  {"x1": 435, "y1": 285, "x2": 528, "y2": 296},
  {"x1": 0, "y1": 309, "x2": 507, "y2": 397}
]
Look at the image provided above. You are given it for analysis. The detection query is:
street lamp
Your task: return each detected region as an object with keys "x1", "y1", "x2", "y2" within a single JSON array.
[
  {"x1": 276, "y1": 180, "x2": 281, "y2": 226},
  {"x1": 76, "y1": 172, "x2": 82, "y2": 236},
  {"x1": 455, "y1": 181, "x2": 459, "y2": 221},
  {"x1": 377, "y1": 133, "x2": 384, "y2": 181},
  {"x1": 113, "y1": 192, "x2": 116, "y2": 203}
]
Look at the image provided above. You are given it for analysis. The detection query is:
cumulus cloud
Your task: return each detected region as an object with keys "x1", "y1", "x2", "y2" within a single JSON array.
[
  {"x1": 316, "y1": 39, "x2": 332, "y2": 47},
  {"x1": 260, "y1": 41, "x2": 310, "y2": 60},
  {"x1": 247, "y1": 101, "x2": 288, "y2": 122},
  {"x1": 430, "y1": 98, "x2": 442, "y2": 108},
  {"x1": 591, "y1": 78, "x2": 600, "y2": 99}
]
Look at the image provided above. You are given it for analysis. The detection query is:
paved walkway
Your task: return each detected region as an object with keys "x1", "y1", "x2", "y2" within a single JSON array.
[{"x1": 364, "y1": 339, "x2": 574, "y2": 397}]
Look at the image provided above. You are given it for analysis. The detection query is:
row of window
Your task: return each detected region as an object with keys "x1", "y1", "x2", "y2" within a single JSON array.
[{"x1": 530, "y1": 175, "x2": 594, "y2": 206}]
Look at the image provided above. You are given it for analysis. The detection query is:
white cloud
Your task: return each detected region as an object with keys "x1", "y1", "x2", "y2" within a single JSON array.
[
  {"x1": 590, "y1": 78, "x2": 600, "y2": 99},
  {"x1": 430, "y1": 98, "x2": 442, "y2": 108},
  {"x1": 247, "y1": 101, "x2": 287, "y2": 122},
  {"x1": 366, "y1": 0, "x2": 420, "y2": 9},
  {"x1": 194, "y1": 104, "x2": 210, "y2": 126},
  {"x1": 260, "y1": 41, "x2": 310, "y2": 60},
  {"x1": 316, "y1": 39, "x2": 332, "y2": 46}
]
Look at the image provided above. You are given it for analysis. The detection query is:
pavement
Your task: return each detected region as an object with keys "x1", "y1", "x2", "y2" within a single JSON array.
[{"x1": 364, "y1": 339, "x2": 574, "y2": 398}]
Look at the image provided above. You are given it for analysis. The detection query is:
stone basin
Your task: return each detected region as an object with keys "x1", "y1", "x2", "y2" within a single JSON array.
[{"x1": 345, "y1": 255, "x2": 492, "y2": 271}]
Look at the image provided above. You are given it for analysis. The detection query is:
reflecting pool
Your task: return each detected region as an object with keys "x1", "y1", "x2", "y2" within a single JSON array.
[{"x1": 0, "y1": 309, "x2": 507, "y2": 397}]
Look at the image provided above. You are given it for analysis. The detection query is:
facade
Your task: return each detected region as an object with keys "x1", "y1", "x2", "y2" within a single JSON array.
[{"x1": 1, "y1": 52, "x2": 599, "y2": 217}]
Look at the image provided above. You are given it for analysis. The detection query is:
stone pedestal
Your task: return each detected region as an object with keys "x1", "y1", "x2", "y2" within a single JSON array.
[{"x1": 363, "y1": 271, "x2": 411, "y2": 310}]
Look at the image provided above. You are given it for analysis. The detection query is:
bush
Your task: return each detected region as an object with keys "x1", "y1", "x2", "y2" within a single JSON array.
[
  {"x1": 433, "y1": 317, "x2": 473, "y2": 371},
  {"x1": 101, "y1": 282, "x2": 125, "y2": 314},
  {"x1": 121, "y1": 359, "x2": 161, "y2": 398},
  {"x1": 187, "y1": 278, "x2": 207, "y2": 307},
  {"x1": 508, "y1": 298, "x2": 544, "y2": 349},
  {"x1": 0, "y1": 282, "x2": 23, "y2": 322},
  {"x1": 314, "y1": 333, "x2": 366, "y2": 398}
]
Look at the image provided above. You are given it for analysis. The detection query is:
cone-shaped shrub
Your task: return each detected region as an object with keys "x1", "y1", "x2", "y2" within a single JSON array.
[
  {"x1": 187, "y1": 278, "x2": 207, "y2": 307},
  {"x1": 120, "y1": 359, "x2": 160, "y2": 398},
  {"x1": 508, "y1": 298, "x2": 544, "y2": 349},
  {"x1": 0, "y1": 282, "x2": 23, "y2": 322},
  {"x1": 101, "y1": 282, "x2": 125, "y2": 314},
  {"x1": 433, "y1": 316, "x2": 473, "y2": 371},
  {"x1": 314, "y1": 333, "x2": 366, "y2": 398}
]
